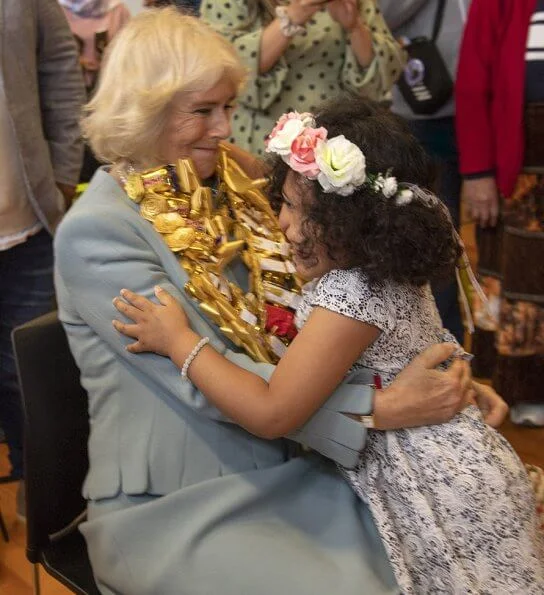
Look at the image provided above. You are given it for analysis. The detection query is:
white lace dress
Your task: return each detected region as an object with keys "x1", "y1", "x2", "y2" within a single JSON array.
[{"x1": 295, "y1": 268, "x2": 544, "y2": 595}]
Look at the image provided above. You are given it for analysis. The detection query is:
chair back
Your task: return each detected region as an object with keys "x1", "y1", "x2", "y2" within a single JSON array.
[{"x1": 11, "y1": 311, "x2": 90, "y2": 564}]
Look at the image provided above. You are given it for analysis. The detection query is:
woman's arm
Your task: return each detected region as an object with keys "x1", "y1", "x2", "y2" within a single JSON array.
[
  {"x1": 456, "y1": 0, "x2": 500, "y2": 178},
  {"x1": 258, "y1": 0, "x2": 328, "y2": 73},
  {"x1": 327, "y1": 0, "x2": 374, "y2": 68},
  {"x1": 114, "y1": 286, "x2": 482, "y2": 440},
  {"x1": 456, "y1": 0, "x2": 501, "y2": 228},
  {"x1": 115, "y1": 285, "x2": 483, "y2": 434},
  {"x1": 37, "y1": 0, "x2": 85, "y2": 188},
  {"x1": 336, "y1": 0, "x2": 406, "y2": 100}
]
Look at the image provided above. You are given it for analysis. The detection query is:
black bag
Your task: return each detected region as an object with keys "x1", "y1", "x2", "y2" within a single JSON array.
[{"x1": 397, "y1": 0, "x2": 453, "y2": 115}]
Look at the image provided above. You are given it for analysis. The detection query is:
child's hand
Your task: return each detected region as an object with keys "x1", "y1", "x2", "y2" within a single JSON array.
[{"x1": 113, "y1": 286, "x2": 191, "y2": 357}]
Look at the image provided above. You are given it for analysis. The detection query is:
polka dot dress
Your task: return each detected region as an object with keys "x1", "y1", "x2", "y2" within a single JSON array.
[{"x1": 201, "y1": 0, "x2": 405, "y2": 155}]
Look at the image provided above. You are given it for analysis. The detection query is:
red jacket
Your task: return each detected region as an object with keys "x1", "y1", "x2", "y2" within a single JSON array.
[{"x1": 456, "y1": 0, "x2": 537, "y2": 196}]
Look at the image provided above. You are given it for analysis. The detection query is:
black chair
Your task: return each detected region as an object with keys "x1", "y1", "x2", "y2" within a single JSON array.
[{"x1": 11, "y1": 311, "x2": 100, "y2": 595}]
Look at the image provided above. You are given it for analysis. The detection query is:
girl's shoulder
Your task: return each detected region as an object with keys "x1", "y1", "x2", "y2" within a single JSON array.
[
  {"x1": 309, "y1": 268, "x2": 396, "y2": 332},
  {"x1": 311, "y1": 269, "x2": 439, "y2": 330},
  {"x1": 314, "y1": 268, "x2": 388, "y2": 302}
]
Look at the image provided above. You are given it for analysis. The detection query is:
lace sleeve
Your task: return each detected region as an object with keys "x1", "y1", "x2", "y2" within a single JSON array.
[{"x1": 310, "y1": 269, "x2": 396, "y2": 332}]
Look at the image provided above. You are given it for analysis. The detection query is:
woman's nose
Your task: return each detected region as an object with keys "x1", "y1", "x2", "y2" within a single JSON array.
[{"x1": 210, "y1": 108, "x2": 232, "y2": 139}]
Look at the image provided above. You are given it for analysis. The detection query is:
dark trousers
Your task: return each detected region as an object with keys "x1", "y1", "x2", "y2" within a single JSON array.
[
  {"x1": 408, "y1": 117, "x2": 464, "y2": 344},
  {"x1": 0, "y1": 228, "x2": 55, "y2": 479}
]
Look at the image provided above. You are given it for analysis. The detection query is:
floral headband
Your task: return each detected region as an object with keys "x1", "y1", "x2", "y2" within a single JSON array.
[{"x1": 265, "y1": 111, "x2": 414, "y2": 204}]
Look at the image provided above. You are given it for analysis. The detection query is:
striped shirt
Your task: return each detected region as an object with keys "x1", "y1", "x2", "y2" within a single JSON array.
[{"x1": 525, "y1": 0, "x2": 544, "y2": 102}]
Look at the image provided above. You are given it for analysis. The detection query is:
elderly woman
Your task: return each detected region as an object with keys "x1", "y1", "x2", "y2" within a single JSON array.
[{"x1": 54, "y1": 9, "x2": 506, "y2": 595}]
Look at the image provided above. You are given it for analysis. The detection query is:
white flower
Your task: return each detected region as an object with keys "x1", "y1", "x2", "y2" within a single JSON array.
[
  {"x1": 373, "y1": 174, "x2": 385, "y2": 192},
  {"x1": 266, "y1": 118, "x2": 306, "y2": 156},
  {"x1": 382, "y1": 176, "x2": 398, "y2": 198},
  {"x1": 298, "y1": 112, "x2": 316, "y2": 128},
  {"x1": 395, "y1": 189, "x2": 413, "y2": 206},
  {"x1": 314, "y1": 135, "x2": 366, "y2": 196}
]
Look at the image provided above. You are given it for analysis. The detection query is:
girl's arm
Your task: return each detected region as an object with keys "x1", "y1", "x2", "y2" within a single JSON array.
[{"x1": 114, "y1": 286, "x2": 380, "y2": 439}]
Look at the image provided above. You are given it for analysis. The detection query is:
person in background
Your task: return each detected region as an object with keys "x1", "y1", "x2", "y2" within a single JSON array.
[
  {"x1": 201, "y1": 0, "x2": 405, "y2": 155},
  {"x1": 60, "y1": 0, "x2": 131, "y2": 182},
  {"x1": 456, "y1": 0, "x2": 544, "y2": 426},
  {"x1": 0, "y1": 0, "x2": 84, "y2": 508},
  {"x1": 60, "y1": 0, "x2": 131, "y2": 95},
  {"x1": 143, "y1": 0, "x2": 200, "y2": 12},
  {"x1": 380, "y1": 0, "x2": 470, "y2": 344}
]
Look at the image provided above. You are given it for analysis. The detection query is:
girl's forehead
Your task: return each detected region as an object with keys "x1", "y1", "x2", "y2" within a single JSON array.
[{"x1": 283, "y1": 171, "x2": 314, "y2": 203}]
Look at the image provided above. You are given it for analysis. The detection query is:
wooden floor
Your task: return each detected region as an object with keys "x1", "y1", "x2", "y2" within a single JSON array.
[
  {"x1": 0, "y1": 443, "x2": 71, "y2": 595},
  {"x1": 0, "y1": 221, "x2": 542, "y2": 594}
]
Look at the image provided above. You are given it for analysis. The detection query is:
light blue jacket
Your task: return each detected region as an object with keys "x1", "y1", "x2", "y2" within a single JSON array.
[{"x1": 54, "y1": 170, "x2": 399, "y2": 594}]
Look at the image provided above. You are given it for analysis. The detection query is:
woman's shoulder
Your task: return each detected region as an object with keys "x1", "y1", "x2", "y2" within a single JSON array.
[{"x1": 57, "y1": 171, "x2": 134, "y2": 237}]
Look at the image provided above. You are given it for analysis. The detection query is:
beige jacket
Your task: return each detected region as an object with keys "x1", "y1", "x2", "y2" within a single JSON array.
[{"x1": 0, "y1": 0, "x2": 85, "y2": 234}]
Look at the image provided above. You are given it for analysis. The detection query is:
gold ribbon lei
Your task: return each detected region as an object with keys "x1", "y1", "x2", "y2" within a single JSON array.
[{"x1": 123, "y1": 145, "x2": 303, "y2": 364}]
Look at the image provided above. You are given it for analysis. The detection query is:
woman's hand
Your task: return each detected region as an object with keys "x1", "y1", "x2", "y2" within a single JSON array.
[
  {"x1": 461, "y1": 177, "x2": 499, "y2": 228},
  {"x1": 113, "y1": 286, "x2": 191, "y2": 356},
  {"x1": 373, "y1": 343, "x2": 474, "y2": 430},
  {"x1": 471, "y1": 381, "x2": 508, "y2": 427},
  {"x1": 286, "y1": 0, "x2": 327, "y2": 26},
  {"x1": 327, "y1": 0, "x2": 361, "y2": 33}
]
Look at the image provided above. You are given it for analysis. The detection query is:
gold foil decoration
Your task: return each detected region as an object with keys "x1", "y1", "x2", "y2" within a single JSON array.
[
  {"x1": 153, "y1": 212, "x2": 186, "y2": 234},
  {"x1": 190, "y1": 187, "x2": 206, "y2": 219},
  {"x1": 176, "y1": 158, "x2": 199, "y2": 193},
  {"x1": 140, "y1": 193, "x2": 169, "y2": 221},
  {"x1": 204, "y1": 218, "x2": 220, "y2": 240},
  {"x1": 125, "y1": 174, "x2": 145, "y2": 202},
  {"x1": 123, "y1": 146, "x2": 300, "y2": 364},
  {"x1": 199, "y1": 302, "x2": 221, "y2": 324},
  {"x1": 165, "y1": 227, "x2": 196, "y2": 252},
  {"x1": 219, "y1": 326, "x2": 242, "y2": 347},
  {"x1": 141, "y1": 168, "x2": 170, "y2": 192},
  {"x1": 216, "y1": 240, "x2": 245, "y2": 259}
]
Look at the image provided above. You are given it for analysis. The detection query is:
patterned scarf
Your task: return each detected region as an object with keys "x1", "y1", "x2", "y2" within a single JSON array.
[{"x1": 59, "y1": 0, "x2": 122, "y2": 18}]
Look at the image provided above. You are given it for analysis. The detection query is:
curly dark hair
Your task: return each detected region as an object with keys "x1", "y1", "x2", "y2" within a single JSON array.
[{"x1": 267, "y1": 94, "x2": 463, "y2": 287}]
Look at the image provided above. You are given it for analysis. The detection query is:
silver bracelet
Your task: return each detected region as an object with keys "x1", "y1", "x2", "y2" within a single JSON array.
[
  {"x1": 275, "y1": 6, "x2": 305, "y2": 38},
  {"x1": 181, "y1": 336, "x2": 210, "y2": 381}
]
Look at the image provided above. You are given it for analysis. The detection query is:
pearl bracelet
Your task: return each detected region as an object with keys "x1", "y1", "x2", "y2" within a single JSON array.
[
  {"x1": 275, "y1": 6, "x2": 305, "y2": 38},
  {"x1": 181, "y1": 336, "x2": 210, "y2": 381}
]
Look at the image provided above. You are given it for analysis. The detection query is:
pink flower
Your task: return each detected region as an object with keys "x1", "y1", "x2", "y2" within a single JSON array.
[
  {"x1": 265, "y1": 111, "x2": 315, "y2": 149},
  {"x1": 288, "y1": 127, "x2": 327, "y2": 178}
]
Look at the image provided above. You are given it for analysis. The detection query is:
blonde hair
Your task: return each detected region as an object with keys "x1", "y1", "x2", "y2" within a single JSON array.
[{"x1": 82, "y1": 8, "x2": 247, "y2": 164}]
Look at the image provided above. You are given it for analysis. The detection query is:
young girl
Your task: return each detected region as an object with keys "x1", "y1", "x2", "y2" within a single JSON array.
[{"x1": 113, "y1": 97, "x2": 544, "y2": 593}]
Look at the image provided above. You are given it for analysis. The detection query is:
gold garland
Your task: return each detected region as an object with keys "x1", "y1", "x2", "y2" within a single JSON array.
[{"x1": 123, "y1": 144, "x2": 303, "y2": 364}]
